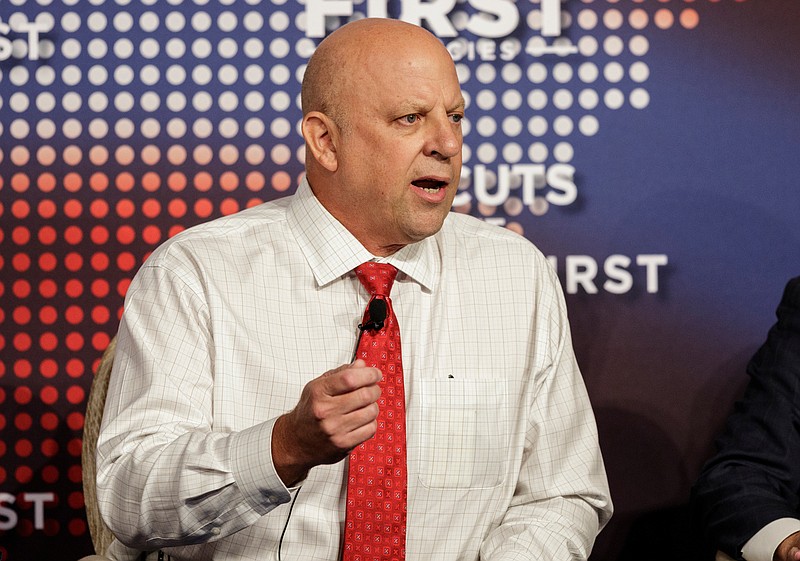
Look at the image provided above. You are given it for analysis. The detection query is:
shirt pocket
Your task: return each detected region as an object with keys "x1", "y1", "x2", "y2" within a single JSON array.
[{"x1": 414, "y1": 378, "x2": 512, "y2": 490}]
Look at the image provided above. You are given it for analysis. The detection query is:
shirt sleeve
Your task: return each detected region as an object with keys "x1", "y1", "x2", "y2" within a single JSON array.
[
  {"x1": 95, "y1": 258, "x2": 292, "y2": 550},
  {"x1": 742, "y1": 518, "x2": 800, "y2": 561},
  {"x1": 479, "y1": 261, "x2": 613, "y2": 560}
]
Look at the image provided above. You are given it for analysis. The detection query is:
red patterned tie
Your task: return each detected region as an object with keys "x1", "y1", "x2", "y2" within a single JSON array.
[{"x1": 343, "y1": 262, "x2": 407, "y2": 561}]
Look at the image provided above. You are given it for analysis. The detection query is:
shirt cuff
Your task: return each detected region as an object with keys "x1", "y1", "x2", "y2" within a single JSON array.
[
  {"x1": 229, "y1": 417, "x2": 292, "y2": 515},
  {"x1": 742, "y1": 518, "x2": 800, "y2": 561}
]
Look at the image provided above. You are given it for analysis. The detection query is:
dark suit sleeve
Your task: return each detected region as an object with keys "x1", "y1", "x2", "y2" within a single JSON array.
[{"x1": 692, "y1": 277, "x2": 800, "y2": 560}]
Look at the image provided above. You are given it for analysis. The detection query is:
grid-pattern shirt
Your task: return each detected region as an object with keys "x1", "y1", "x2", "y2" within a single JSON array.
[{"x1": 97, "y1": 178, "x2": 612, "y2": 561}]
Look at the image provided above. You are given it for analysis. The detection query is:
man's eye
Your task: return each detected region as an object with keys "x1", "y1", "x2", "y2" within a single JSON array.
[
  {"x1": 450, "y1": 114, "x2": 463, "y2": 124},
  {"x1": 402, "y1": 114, "x2": 419, "y2": 124}
]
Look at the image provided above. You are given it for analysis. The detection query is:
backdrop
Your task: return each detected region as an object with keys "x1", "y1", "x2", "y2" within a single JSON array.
[{"x1": 1, "y1": 0, "x2": 799, "y2": 559}]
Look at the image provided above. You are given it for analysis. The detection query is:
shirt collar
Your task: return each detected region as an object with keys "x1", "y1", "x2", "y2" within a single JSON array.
[{"x1": 287, "y1": 177, "x2": 439, "y2": 292}]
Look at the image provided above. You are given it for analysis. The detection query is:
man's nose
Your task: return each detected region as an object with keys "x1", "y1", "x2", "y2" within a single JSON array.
[{"x1": 424, "y1": 115, "x2": 462, "y2": 160}]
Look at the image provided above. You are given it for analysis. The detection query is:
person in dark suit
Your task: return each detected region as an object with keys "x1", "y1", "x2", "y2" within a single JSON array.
[{"x1": 693, "y1": 276, "x2": 800, "y2": 561}]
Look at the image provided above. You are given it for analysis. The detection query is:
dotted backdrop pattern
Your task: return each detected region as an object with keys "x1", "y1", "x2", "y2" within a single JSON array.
[{"x1": 0, "y1": 0, "x2": 744, "y2": 558}]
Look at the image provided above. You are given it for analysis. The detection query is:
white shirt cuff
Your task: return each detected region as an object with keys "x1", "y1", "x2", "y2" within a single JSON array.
[{"x1": 742, "y1": 518, "x2": 800, "y2": 561}]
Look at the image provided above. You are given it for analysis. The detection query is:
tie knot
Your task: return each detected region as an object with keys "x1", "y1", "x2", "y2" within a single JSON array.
[{"x1": 355, "y1": 262, "x2": 398, "y2": 297}]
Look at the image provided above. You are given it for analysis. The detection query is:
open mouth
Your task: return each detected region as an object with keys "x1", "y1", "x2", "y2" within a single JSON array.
[{"x1": 411, "y1": 178, "x2": 448, "y2": 193}]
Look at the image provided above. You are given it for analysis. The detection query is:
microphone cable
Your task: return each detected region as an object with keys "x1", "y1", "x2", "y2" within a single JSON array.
[{"x1": 277, "y1": 486, "x2": 302, "y2": 561}]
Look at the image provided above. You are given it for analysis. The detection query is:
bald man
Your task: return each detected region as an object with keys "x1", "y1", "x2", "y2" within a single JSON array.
[{"x1": 97, "y1": 19, "x2": 612, "y2": 561}]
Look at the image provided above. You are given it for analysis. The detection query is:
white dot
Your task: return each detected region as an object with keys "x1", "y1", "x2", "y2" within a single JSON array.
[
  {"x1": 217, "y1": 64, "x2": 239, "y2": 86},
  {"x1": 527, "y1": 89, "x2": 547, "y2": 111},
  {"x1": 553, "y1": 62, "x2": 573, "y2": 83},
  {"x1": 88, "y1": 65, "x2": 107, "y2": 85},
  {"x1": 9, "y1": 67, "x2": 28, "y2": 86},
  {"x1": 268, "y1": 64, "x2": 290, "y2": 86},
  {"x1": 604, "y1": 89, "x2": 625, "y2": 109},
  {"x1": 476, "y1": 116, "x2": 497, "y2": 137},
  {"x1": 501, "y1": 90, "x2": 522, "y2": 111},
  {"x1": 166, "y1": 92, "x2": 186, "y2": 111},
  {"x1": 461, "y1": 144, "x2": 472, "y2": 164},
  {"x1": 166, "y1": 38, "x2": 186, "y2": 58},
  {"x1": 193, "y1": 38, "x2": 212, "y2": 58},
  {"x1": 167, "y1": 118, "x2": 187, "y2": 138},
  {"x1": 578, "y1": 36, "x2": 598, "y2": 56},
  {"x1": 218, "y1": 11, "x2": 237, "y2": 31},
  {"x1": 140, "y1": 65, "x2": 160, "y2": 86},
  {"x1": 193, "y1": 118, "x2": 213, "y2": 138},
  {"x1": 192, "y1": 65, "x2": 212, "y2": 85},
  {"x1": 61, "y1": 38, "x2": 82, "y2": 59},
  {"x1": 166, "y1": 65, "x2": 186, "y2": 85},
  {"x1": 500, "y1": 116, "x2": 522, "y2": 137},
  {"x1": 114, "y1": 65, "x2": 134, "y2": 86},
  {"x1": 89, "y1": 92, "x2": 109, "y2": 112},
  {"x1": 270, "y1": 11, "x2": 290, "y2": 31},
  {"x1": 219, "y1": 91, "x2": 239, "y2": 112},
  {"x1": 604, "y1": 35, "x2": 624, "y2": 57},
  {"x1": 528, "y1": 142, "x2": 547, "y2": 163},
  {"x1": 115, "y1": 92, "x2": 135, "y2": 112},
  {"x1": 577, "y1": 9, "x2": 597, "y2": 29},
  {"x1": 579, "y1": 115, "x2": 599, "y2": 136},
  {"x1": 630, "y1": 35, "x2": 649, "y2": 56},
  {"x1": 296, "y1": 37, "x2": 316, "y2": 59},
  {"x1": 10, "y1": 119, "x2": 29, "y2": 139},
  {"x1": 528, "y1": 116, "x2": 548, "y2": 137},
  {"x1": 270, "y1": 91, "x2": 291, "y2": 112},
  {"x1": 37, "y1": 119, "x2": 57, "y2": 139},
  {"x1": 578, "y1": 62, "x2": 598, "y2": 83},
  {"x1": 477, "y1": 143, "x2": 497, "y2": 164},
  {"x1": 88, "y1": 38, "x2": 108, "y2": 59},
  {"x1": 245, "y1": 91, "x2": 265, "y2": 112},
  {"x1": 36, "y1": 92, "x2": 56, "y2": 112},
  {"x1": 62, "y1": 92, "x2": 82, "y2": 112},
  {"x1": 63, "y1": 119, "x2": 82, "y2": 139},
  {"x1": 630, "y1": 88, "x2": 650, "y2": 109},
  {"x1": 35, "y1": 66, "x2": 56, "y2": 86},
  {"x1": 604, "y1": 9, "x2": 623, "y2": 30},
  {"x1": 89, "y1": 119, "x2": 108, "y2": 139},
  {"x1": 245, "y1": 38, "x2": 265, "y2": 58},
  {"x1": 630, "y1": 61, "x2": 650, "y2": 83},
  {"x1": 553, "y1": 89, "x2": 573, "y2": 110},
  {"x1": 218, "y1": 38, "x2": 238, "y2": 58},
  {"x1": 270, "y1": 38, "x2": 290, "y2": 58},
  {"x1": 476, "y1": 63, "x2": 496, "y2": 84},
  {"x1": 140, "y1": 38, "x2": 160, "y2": 58},
  {"x1": 579, "y1": 89, "x2": 599, "y2": 110},
  {"x1": 501, "y1": 63, "x2": 522, "y2": 84},
  {"x1": 166, "y1": 11, "x2": 185, "y2": 31},
  {"x1": 61, "y1": 12, "x2": 81, "y2": 32},
  {"x1": 114, "y1": 12, "x2": 134, "y2": 32},
  {"x1": 192, "y1": 12, "x2": 212, "y2": 31},
  {"x1": 270, "y1": 117, "x2": 290, "y2": 138},
  {"x1": 527, "y1": 63, "x2": 547, "y2": 84},
  {"x1": 219, "y1": 118, "x2": 239, "y2": 138},
  {"x1": 114, "y1": 39, "x2": 134, "y2": 59},
  {"x1": 246, "y1": 118, "x2": 266, "y2": 138},
  {"x1": 461, "y1": 117, "x2": 471, "y2": 137},
  {"x1": 245, "y1": 64, "x2": 265, "y2": 85},
  {"x1": 244, "y1": 11, "x2": 264, "y2": 32},
  {"x1": 476, "y1": 90, "x2": 496, "y2": 111},
  {"x1": 554, "y1": 142, "x2": 574, "y2": 163},
  {"x1": 502, "y1": 143, "x2": 523, "y2": 163},
  {"x1": 62, "y1": 65, "x2": 80, "y2": 86},
  {"x1": 271, "y1": 144, "x2": 291, "y2": 165},
  {"x1": 87, "y1": 11, "x2": 107, "y2": 31},
  {"x1": 553, "y1": 116, "x2": 573, "y2": 136},
  {"x1": 245, "y1": 145, "x2": 266, "y2": 165},
  {"x1": 141, "y1": 119, "x2": 160, "y2": 139},
  {"x1": 604, "y1": 62, "x2": 624, "y2": 83},
  {"x1": 193, "y1": 92, "x2": 213, "y2": 112},
  {"x1": 141, "y1": 92, "x2": 160, "y2": 112},
  {"x1": 456, "y1": 63, "x2": 471, "y2": 84}
]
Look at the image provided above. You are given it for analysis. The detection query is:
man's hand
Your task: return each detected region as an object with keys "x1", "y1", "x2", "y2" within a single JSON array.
[
  {"x1": 271, "y1": 360, "x2": 382, "y2": 486},
  {"x1": 775, "y1": 531, "x2": 800, "y2": 561}
]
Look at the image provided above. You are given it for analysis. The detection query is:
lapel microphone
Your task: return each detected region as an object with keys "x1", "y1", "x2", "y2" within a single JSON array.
[{"x1": 352, "y1": 298, "x2": 388, "y2": 362}]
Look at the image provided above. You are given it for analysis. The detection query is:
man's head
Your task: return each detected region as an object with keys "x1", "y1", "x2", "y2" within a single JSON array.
[{"x1": 301, "y1": 18, "x2": 464, "y2": 256}]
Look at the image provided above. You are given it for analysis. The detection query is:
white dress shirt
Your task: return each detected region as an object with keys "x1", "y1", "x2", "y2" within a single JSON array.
[{"x1": 97, "y1": 178, "x2": 612, "y2": 561}]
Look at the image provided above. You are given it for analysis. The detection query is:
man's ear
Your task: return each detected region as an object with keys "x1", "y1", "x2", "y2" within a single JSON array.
[{"x1": 302, "y1": 111, "x2": 340, "y2": 172}]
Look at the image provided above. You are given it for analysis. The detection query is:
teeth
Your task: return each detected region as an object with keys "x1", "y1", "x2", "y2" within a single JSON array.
[{"x1": 421, "y1": 187, "x2": 440, "y2": 193}]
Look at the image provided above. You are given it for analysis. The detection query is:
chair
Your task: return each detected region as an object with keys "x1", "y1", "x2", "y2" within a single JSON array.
[{"x1": 80, "y1": 336, "x2": 118, "y2": 560}]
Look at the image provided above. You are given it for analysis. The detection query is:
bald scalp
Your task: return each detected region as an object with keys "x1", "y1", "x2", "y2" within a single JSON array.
[{"x1": 301, "y1": 18, "x2": 449, "y2": 130}]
